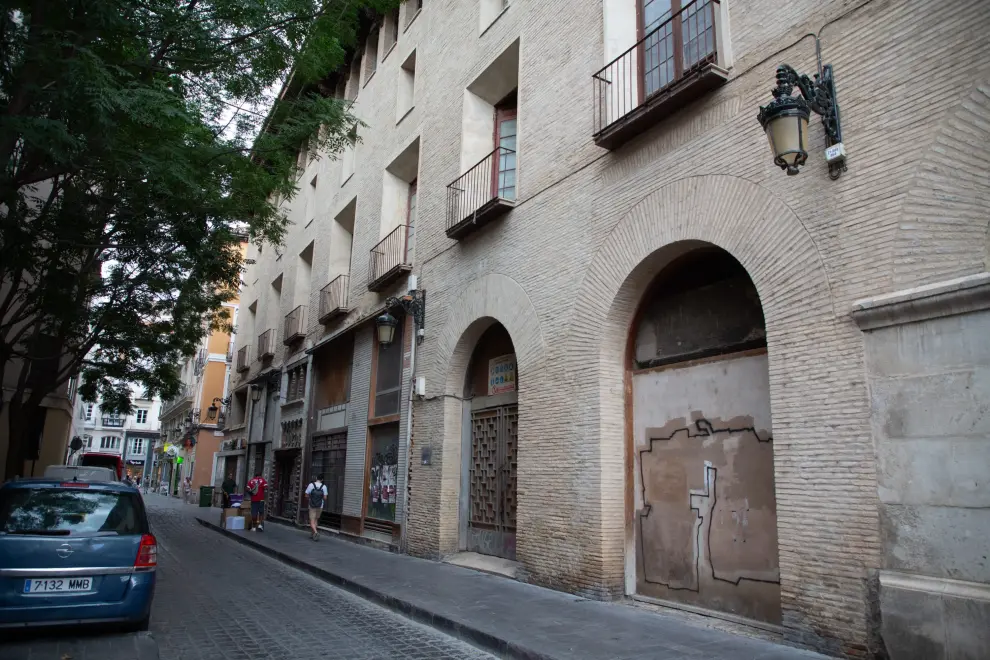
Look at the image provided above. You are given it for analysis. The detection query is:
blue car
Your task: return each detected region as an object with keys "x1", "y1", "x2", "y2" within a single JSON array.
[{"x1": 0, "y1": 478, "x2": 156, "y2": 631}]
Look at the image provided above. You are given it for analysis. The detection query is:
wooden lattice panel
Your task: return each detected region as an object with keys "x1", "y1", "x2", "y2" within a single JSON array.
[
  {"x1": 470, "y1": 408, "x2": 501, "y2": 526},
  {"x1": 469, "y1": 405, "x2": 518, "y2": 530}
]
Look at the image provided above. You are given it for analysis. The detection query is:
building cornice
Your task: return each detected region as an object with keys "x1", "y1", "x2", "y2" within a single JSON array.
[{"x1": 850, "y1": 272, "x2": 990, "y2": 331}]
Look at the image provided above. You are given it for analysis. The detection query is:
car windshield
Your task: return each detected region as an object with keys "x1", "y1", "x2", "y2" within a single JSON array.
[{"x1": 0, "y1": 488, "x2": 145, "y2": 535}]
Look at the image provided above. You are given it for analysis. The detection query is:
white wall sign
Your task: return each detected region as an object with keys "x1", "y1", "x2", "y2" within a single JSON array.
[{"x1": 488, "y1": 354, "x2": 517, "y2": 396}]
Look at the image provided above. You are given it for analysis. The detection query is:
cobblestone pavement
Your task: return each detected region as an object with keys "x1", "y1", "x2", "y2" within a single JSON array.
[{"x1": 0, "y1": 495, "x2": 494, "y2": 660}]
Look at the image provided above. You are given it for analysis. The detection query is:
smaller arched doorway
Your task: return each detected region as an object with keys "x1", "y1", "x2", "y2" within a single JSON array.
[
  {"x1": 458, "y1": 323, "x2": 519, "y2": 560},
  {"x1": 629, "y1": 246, "x2": 781, "y2": 624}
]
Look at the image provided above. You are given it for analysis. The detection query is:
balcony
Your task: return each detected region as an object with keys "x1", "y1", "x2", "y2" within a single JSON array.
[
  {"x1": 283, "y1": 306, "x2": 307, "y2": 345},
  {"x1": 592, "y1": 0, "x2": 727, "y2": 150},
  {"x1": 368, "y1": 224, "x2": 412, "y2": 292},
  {"x1": 318, "y1": 275, "x2": 349, "y2": 324},
  {"x1": 236, "y1": 345, "x2": 251, "y2": 372},
  {"x1": 257, "y1": 329, "x2": 275, "y2": 360},
  {"x1": 102, "y1": 416, "x2": 124, "y2": 428},
  {"x1": 446, "y1": 147, "x2": 516, "y2": 240}
]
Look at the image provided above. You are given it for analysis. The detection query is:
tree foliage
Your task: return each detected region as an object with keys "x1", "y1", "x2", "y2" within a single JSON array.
[{"x1": 0, "y1": 0, "x2": 396, "y2": 477}]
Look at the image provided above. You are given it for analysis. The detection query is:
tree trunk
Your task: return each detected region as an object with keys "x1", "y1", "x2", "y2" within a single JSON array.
[{"x1": 4, "y1": 398, "x2": 29, "y2": 480}]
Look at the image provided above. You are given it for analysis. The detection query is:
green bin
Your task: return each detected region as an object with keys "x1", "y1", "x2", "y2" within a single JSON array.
[{"x1": 198, "y1": 485, "x2": 215, "y2": 507}]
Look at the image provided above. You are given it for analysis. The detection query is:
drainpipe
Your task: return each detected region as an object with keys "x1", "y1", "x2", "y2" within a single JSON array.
[
  {"x1": 399, "y1": 318, "x2": 416, "y2": 552},
  {"x1": 242, "y1": 388, "x2": 256, "y2": 493}
]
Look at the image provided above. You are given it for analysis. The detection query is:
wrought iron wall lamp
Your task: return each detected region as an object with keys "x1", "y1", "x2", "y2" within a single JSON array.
[
  {"x1": 757, "y1": 38, "x2": 847, "y2": 179},
  {"x1": 376, "y1": 289, "x2": 426, "y2": 348}
]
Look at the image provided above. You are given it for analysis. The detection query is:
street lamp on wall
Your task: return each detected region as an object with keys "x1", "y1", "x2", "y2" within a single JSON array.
[
  {"x1": 250, "y1": 385, "x2": 262, "y2": 402},
  {"x1": 376, "y1": 311, "x2": 399, "y2": 346},
  {"x1": 375, "y1": 289, "x2": 426, "y2": 348},
  {"x1": 757, "y1": 42, "x2": 847, "y2": 179},
  {"x1": 206, "y1": 396, "x2": 228, "y2": 422}
]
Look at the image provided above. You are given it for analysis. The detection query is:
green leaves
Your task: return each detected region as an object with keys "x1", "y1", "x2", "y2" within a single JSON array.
[{"x1": 0, "y1": 0, "x2": 399, "y2": 429}]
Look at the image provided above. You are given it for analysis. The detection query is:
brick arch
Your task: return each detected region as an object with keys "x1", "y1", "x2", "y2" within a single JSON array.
[
  {"x1": 426, "y1": 273, "x2": 549, "y2": 555},
  {"x1": 893, "y1": 81, "x2": 990, "y2": 287},
  {"x1": 436, "y1": 274, "x2": 548, "y2": 398},
  {"x1": 568, "y1": 174, "x2": 878, "y2": 651}
]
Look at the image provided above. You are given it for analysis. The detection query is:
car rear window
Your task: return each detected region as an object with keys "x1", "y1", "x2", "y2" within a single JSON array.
[{"x1": 0, "y1": 488, "x2": 147, "y2": 536}]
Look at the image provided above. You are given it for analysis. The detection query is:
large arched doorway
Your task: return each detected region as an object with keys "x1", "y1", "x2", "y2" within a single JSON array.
[
  {"x1": 459, "y1": 322, "x2": 518, "y2": 560},
  {"x1": 629, "y1": 245, "x2": 781, "y2": 624}
]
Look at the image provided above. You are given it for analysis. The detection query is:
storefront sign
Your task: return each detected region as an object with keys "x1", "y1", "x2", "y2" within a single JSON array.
[
  {"x1": 126, "y1": 459, "x2": 144, "y2": 465},
  {"x1": 488, "y1": 354, "x2": 517, "y2": 395}
]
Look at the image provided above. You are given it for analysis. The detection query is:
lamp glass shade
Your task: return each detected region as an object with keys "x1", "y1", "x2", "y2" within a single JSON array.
[
  {"x1": 206, "y1": 404, "x2": 218, "y2": 421},
  {"x1": 764, "y1": 110, "x2": 809, "y2": 175},
  {"x1": 376, "y1": 312, "x2": 398, "y2": 346},
  {"x1": 251, "y1": 387, "x2": 262, "y2": 402}
]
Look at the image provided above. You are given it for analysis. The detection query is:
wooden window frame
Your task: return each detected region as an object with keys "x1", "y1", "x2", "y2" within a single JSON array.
[{"x1": 493, "y1": 99, "x2": 517, "y2": 199}]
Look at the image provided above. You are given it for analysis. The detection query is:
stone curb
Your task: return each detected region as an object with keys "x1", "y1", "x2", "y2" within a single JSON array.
[{"x1": 195, "y1": 517, "x2": 550, "y2": 660}]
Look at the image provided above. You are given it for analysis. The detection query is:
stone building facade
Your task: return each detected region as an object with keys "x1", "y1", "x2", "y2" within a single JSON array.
[
  {"x1": 158, "y1": 253, "x2": 242, "y2": 497},
  {"x1": 229, "y1": 0, "x2": 990, "y2": 656}
]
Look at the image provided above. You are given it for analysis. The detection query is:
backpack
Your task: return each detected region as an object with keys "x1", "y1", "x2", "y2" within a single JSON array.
[{"x1": 308, "y1": 482, "x2": 325, "y2": 508}]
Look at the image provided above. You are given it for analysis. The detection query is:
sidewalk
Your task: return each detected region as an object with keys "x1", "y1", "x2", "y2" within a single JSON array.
[{"x1": 196, "y1": 513, "x2": 828, "y2": 660}]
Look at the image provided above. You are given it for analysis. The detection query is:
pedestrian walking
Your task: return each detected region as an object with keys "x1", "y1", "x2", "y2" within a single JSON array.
[
  {"x1": 246, "y1": 471, "x2": 268, "y2": 531},
  {"x1": 305, "y1": 475, "x2": 328, "y2": 541},
  {"x1": 221, "y1": 472, "x2": 237, "y2": 509}
]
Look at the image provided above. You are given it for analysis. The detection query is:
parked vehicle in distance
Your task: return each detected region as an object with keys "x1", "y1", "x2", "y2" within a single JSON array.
[
  {"x1": 0, "y1": 479, "x2": 156, "y2": 631},
  {"x1": 77, "y1": 452, "x2": 124, "y2": 480},
  {"x1": 43, "y1": 465, "x2": 117, "y2": 483}
]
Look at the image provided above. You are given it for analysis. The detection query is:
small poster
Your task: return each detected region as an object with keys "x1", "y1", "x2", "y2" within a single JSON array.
[{"x1": 488, "y1": 354, "x2": 517, "y2": 395}]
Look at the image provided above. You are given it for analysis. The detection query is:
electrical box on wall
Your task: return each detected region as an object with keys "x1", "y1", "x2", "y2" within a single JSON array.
[{"x1": 415, "y1": 376, "x2": 426, "y2": 397}]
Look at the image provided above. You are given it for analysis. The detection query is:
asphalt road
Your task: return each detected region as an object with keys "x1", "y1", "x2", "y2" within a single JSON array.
[{"x1": 0, "y1": 495, "x2": 494, "y2": 660}]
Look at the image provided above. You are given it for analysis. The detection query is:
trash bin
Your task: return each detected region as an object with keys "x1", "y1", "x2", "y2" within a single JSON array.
[{"x1": 198, "y1": 485, "x2": 214, "y2": 507}]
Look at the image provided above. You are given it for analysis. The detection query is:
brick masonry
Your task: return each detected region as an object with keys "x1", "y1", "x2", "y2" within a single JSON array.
[{"x1": 228, "y1": 0, "x2": 990, "y2": 656}]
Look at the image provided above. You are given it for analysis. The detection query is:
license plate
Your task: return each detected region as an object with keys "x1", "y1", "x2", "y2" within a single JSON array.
[{"x1": 23, "y1": 577, "x2": 93, "y2": 593}]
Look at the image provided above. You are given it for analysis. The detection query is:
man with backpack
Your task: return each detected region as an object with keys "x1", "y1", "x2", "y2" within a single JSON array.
[
  {"x1": 305, "y1": 474, "x2": 328, "y2": 541},
  {"x1": 246, "y1": 470, "x2": 268, "y2": 531}
]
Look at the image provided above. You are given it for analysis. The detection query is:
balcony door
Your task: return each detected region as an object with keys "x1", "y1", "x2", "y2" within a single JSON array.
[
  {"x1": 639, "y1": 0, "x2": 716, "y2": 98},
  {"x1": 493, "y1": 99, "x2": 517, "y2": 202}
]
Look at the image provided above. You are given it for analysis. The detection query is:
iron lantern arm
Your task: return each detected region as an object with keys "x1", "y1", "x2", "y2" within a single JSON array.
[
  {"x1": 770, "y1": 63, "x2": 842, "y2": 145},
  {"x1": 383, "y1": 290, "x2": 426, "y2": 344}
]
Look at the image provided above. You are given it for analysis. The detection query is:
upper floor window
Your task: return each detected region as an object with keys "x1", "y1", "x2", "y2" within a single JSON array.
[
  {"x1": 83, "y1": 403, "x2": 93, "y2": 421},
  {"x1": 136, "y1": 409, "x2": 148, "y2": 424},
  {"x1": 495, "y1": 96, "x2": 517, "y2": 201},
  {"x1": 102, "y1": 413, "x2": 124, "y2": 427},
  {"x1": 100, "y1": 436, "x2": 121, "y2": 450},
  {"x1": 384, "y1": 8, "x2": 400, "y2": 53},
  {"x1": 406, "y1": 0, "x2": 424, "y2": 29},
  {"x1": 131, "y1": 438, "x2": 145, "y2": 455},
  {"x1": 83, "y1": 435, "x2": 93, "y2": 449},
  {"x1": 365, "y1": 27, "x2": 379, "y2": 81},
  {"x1": 286, "y1": 365, "x2": 308, "y2": 402},
  {"x1": 593, "y1": 0, "x2": 729, "y2": 149}
]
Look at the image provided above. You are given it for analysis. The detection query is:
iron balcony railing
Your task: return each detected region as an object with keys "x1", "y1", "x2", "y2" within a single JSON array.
[
  {"x1": 257, "y1": 329, "x2": 275, "y2": 360},
  {"x1": 593, "y1": 0, "x2": 719, "y2": 136},
  {"x1": 319, "y1": 274, "x2": 349, "y2": 323},
  {"x1": 446, "y1": 147, "x2": 516, "y2": 237},
  {"x1": 368, "y1": 224, "x2": 411, "y2": 291},
  {"x1": 236, "y1": 345, "x2": 251, "y2": 372},
  {"x1": 283, "y1": 305, "x2": 307, "y2": 345}
]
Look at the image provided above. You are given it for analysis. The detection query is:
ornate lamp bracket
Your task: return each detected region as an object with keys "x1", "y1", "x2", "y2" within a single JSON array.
[{"x1": 384, "y1": 290, "x2": 426, "y2": 345}]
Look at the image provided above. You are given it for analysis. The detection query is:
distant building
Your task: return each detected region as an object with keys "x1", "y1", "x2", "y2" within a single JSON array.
[
  {"x1": 157, "y1": 241, "x2": 245, "y2": 497},
  {"x1": 66, "y1": 384, "x2": 162, "y2": 482}
]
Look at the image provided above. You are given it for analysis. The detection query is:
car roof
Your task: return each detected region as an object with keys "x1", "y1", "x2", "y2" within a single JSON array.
[{"x1": 0, "y1": 478, "x2": 138, "y2": 492}]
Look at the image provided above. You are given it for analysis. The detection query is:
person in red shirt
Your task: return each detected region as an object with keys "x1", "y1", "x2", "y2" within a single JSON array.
[{"x1": 246, "y1": 470, "x2": 268, "y2": 532}]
